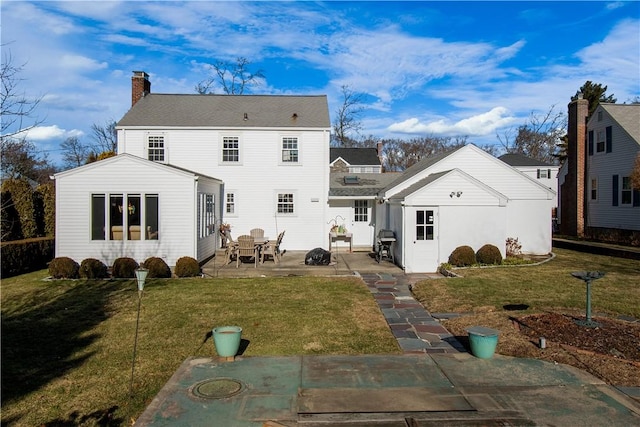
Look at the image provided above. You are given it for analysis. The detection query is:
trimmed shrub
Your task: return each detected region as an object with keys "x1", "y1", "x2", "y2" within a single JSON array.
[
  {"x1": 112, "y1": 257, "x2": 139, "y2": 278},
  {"x1": 142, "y1": 257, "x2": 171, "y2": 278},
  {"x1": 174, "y1": 256, "x2": 201, "y2": 277},
  {"x1": 476, "y1": 244, "x2": 502, "y2": 265},
  {"x1": 448, "y1": 245, "x2": 476, "y2": 267},
  {"x1": 79, "y1": 258, "x2": 109, "y2": 279},
  {"x1": 35, "y1": 182, "x2": 55, "y2": 237},
  {"x1": 1, "y1": 178, "x2": 37, "y2": 239},
  {"x1": 1, "y1": 237, "x2": 54, "y2": 278},
  {"x1": 49, "y1": 257, "x2": 80, "y2": 279}
]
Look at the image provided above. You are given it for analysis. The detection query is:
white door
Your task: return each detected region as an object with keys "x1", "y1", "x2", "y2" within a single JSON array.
[
  {"x1": 351, "y1": 199, "x2": 374, "y2": 247},
  {"x1": 407, "y1": 207, "x2": 439, "y2": 273}
]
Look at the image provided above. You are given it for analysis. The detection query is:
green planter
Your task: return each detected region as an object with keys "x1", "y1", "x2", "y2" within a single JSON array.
[
  {"x1": 213, "y1": 326, "x2": 242, "y2": 357},
  {"x1": 466, "y1": 326, "x2": 499, "y2": 359}
]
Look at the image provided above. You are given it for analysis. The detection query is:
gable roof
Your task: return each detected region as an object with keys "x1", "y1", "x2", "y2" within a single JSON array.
[
  {"x1": 388, "y1": 168, "x2": 508, "y2": 205},
  {"x1": 330, "y1": 148, "x2": 381, "y2": 166},
  {"x1": 54, "y1": 153, "x2": 222, "y2": 182},
  {"x1": 499, "y1": 153, "x2": 555, "y2": 167},
  {"x1": 117, "y1": 94, "x2": 330, "y2": 128},
  {"x1": 597, "y1": 103, "x2": 640, "y2": 145},
  {"x1": 382, "y1": 145, "x2": 465, "y2": 192},
  {"x1": 329, "y1": 172, "x2": 401, "y2": 198}
]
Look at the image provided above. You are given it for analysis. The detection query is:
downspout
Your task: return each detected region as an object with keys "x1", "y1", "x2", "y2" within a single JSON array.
[{"x1": 400, "y1": 201, "x2": 406, "y2": 271}]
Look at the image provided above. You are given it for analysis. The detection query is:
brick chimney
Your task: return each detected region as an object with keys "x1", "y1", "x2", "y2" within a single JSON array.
[
  {"x1": 131, "y1": 71, "x2": 151, "y2": 107},
  {"x1": 560, "y1": 94, "x2": 589, "y2": 236}
]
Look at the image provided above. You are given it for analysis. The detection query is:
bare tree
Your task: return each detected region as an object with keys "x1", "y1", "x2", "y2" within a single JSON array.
[
  {"x1": 0, "y1": 138, "x2": 55, "y2": 184},
  {"x1": 90, "y1": 119, "x2": 117, "y2": 154},
  {"x1": 380, "y1": 136, "x2": 467, "y2": 171},
  {"x1": 195, "y1": 57, "x2": 264, "y2": 95},
  {"x1": 1, "y1": 51, "x2": 44, "y2": 139},
  {"x1": 332, "y1": 85, "x2": 365, "y2": 147},
  {"x1": 497, "y1": 105, "x2": 565, "y2": 164},
  {"x1": 60, "y1": 136, "x2": 89, "y2": 169},
  {"x1": 630, "y1": 153, "x2": 640, "y2": 190}
]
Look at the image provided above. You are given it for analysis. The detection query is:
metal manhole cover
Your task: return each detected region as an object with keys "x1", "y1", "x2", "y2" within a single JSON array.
[{"x1": 191, "y1": 378, "x2": 245, "y2": 399}]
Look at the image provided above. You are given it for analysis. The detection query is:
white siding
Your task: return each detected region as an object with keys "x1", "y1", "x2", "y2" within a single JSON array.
[
  {"x1": 506, "y1": 199, "x2": 554, "y2": 254},
  {"x1": 586, "y1": 111, "x2": 640, "y2": 231},
  {"x1": 118, "y1": 128, "x2": 331, "y2": 250},
  {"x1": 55, "y1": 156, "x2": 217, "y2": 267}
]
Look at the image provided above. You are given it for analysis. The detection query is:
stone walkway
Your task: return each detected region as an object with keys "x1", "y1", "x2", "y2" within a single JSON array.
[{"x1": 359, "y1": 272, "x2": 466, "y2": 354}]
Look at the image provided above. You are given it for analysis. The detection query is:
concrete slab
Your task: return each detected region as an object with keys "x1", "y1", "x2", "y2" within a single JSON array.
[{"x1": 136, "y1": 354, "x2": 640, "y2": 426}]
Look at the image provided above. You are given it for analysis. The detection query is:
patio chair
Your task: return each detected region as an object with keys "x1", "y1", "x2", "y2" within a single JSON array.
[
  {"x1": 261, "y1": 230, "x2": 285, "y2": 264},
  {"x1": 250, "y1": 228, "x2": 264, "y2": 239},
  {"x1": 224, "y1": 232, "x2": 238, "y2": 264},
  {"x1": 236, "y1": 235, "x2": 257, "y2": 268}
]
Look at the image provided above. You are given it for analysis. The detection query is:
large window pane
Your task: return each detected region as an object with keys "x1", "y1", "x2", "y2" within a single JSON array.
[
  {"x1": 91, "y1": 195, "x2": 105, "y2": 240},
  {"x1": 110, "y1": 195, "x2": 124, "y2": 240},
  {"x1": 145, "y1": 195, "x2": 159, "y2": 240},
  {"x1": 127, "y1": 195, "x2": 141, "y2": 240}
]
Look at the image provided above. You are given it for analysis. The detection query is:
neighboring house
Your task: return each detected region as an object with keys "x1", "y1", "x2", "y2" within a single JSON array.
[
  {"x1": 330, "y1": 147, "x2": 383, "y2": 173},
  {"x1": 498, "y1": 153, "x2": 559, "y2": 204},
  {"x1": 54, "y1": 71, "x2": 331, "y2": 267},
  {"x1": 559, "y1": 98, "x2": 640, "y2": 241},
  {"x1": 54, "y1": 154, "x2": 222, "y2": 266},
  {"x1": 375, "y1": 144, "x2": 556, "y2": 273}
]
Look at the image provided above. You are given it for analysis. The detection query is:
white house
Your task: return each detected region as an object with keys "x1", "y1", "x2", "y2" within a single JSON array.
[
  {"x1": 54, "y1": 71, "x2": 331, "y2": 267},
  {"x1": 375, "y1": 144, "x2": 556, "y2": 273},
  {"x1": 559, "y1": 98, "x2": 640, "y2": 242},
  {"x1": 53, "y1": 71, "x2": 556, "y2": 272},
  {"x1": 54, "y1": 154, "x2": 222, "y2": 266},
  {"x1": 499, "y1": 153, "x2": 559, "y2": 204}
]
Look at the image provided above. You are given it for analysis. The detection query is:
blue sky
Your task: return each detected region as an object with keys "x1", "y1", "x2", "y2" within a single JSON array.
[{"x1": 2, "y1": 1, "x2": 639, "y2": 166}]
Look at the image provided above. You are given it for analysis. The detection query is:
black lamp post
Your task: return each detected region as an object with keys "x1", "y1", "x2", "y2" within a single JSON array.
[{"x1": 130, "y1": 267, "x2": 148, "y2": 396}]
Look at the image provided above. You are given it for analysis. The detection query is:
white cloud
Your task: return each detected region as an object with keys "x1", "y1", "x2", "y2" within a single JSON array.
[
  {"x1": 388, "y1": 107, "x2": 516, "y2": 137},
  {"x1": 17, "y1": 125, "x2": 84, "y2": 141}
]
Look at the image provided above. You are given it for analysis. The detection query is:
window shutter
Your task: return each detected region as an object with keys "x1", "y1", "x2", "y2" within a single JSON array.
[
  {"x1": 633, "y1": 189, "x2": 640, "y2": 207},
  {"x1": 547, "y1": 169, "x2": 551, "y2": 179},
  {"x1": 605, "y1": 126, "x2": 612, "y2": 153},
  {"x1": 537, "y1": 169, "x2": 540, "y2": 179},
  {"x1": 612, "y1": 175, "x2": 619, "y2": 206},
  {"x1": 588, "y1": 130, "x2": 594, "y2": 156}
]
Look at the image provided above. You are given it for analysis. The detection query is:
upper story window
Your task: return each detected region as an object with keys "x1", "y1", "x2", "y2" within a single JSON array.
[
  {"x1": 590, "y1": 177, "x2": 598, "y2": 201},
  {"x1": 537, "y1": 169, "x2": 551, "y2": 179},
  {"x1": 222, "y1": 136, "x2": 240, "y2": 162},
  {"x1": 148, "y1": 135, "x2": 165, "y2": 162},
  {"x1": 277, "y1": 192, "x2": 295, "y2": 215},
  {"x1": 281, "y1": 137, "x2": 299, "y2": 163},
  {"x1": 597, "y1": 111, "x2": 603, "y2": 121},
  {"x1": 596, "y1": 130, "x2": 605, "y2": 153}
]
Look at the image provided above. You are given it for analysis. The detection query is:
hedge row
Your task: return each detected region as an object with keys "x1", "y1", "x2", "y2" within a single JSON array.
[
  {"x1": 1, "y1": 237, "x2": 54, "y2": 278},
  {"x1": 47, "y1": 256, "x2": 202, "y2": 279}
]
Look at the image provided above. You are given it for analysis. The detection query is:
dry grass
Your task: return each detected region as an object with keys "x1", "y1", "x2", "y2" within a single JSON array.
[
  {"x1": 412, "y1": 248, "x2": 640, "y2": 386},
  {"x1": 1, "y1": 273, "x2": 399, "y2": 426}
]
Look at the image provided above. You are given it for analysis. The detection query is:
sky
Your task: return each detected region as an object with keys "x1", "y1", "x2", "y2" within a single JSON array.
[{"x1": 2, "y1": 0, "x2": 639, "y2": 167}]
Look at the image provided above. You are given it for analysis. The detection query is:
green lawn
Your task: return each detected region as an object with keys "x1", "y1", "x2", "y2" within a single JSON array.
[
  {"x1": 412, "y1": 248, "x2": 640, "y2": 318},
  {"x1": 1, "y1": 273, "x2": 399, "y2": 426}
]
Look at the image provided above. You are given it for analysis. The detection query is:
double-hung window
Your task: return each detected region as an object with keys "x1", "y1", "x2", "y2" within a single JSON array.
[
  {"x1": 226, "y1": 192, "x2": 236, "y2": 215},
  {"x1": 596, "y1": 130, "x2": 605, "y2": 153},
  {"x1": 222, "y1": 136, "x2": 239, "y2": 162},
  {"x1": 590, "y1": 177, "x2": 598, "y2": 201},
  {"x1": 621, "y1": 177, "x2": 632, "y2": 205},
  {"x1": 281, "y1": 137, "x2": 299, "y2": 163},
  {"x1": 277, "y1": 192, "x2": 295, "y2": 214},
  {"x1": 148, "y1": 135, "x2": 165, "y2": 162}
]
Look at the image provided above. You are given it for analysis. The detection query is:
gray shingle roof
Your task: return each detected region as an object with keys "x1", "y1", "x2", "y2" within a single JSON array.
[
  {"x1": 499, "y1": 153, "x2": 554, "y2": 167},
  {"x1": 329, "y1": 172, "x2": 401, "y2": 197},
  {"x1": 330, "y1": 148, "x2": 381, "y2": 166},
  {"x1": 117, "y1": 94, "x2": 330, "y2": 128},
  {"x1": 600, "y1": 103, "x2": 640, "y2": 144}
]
